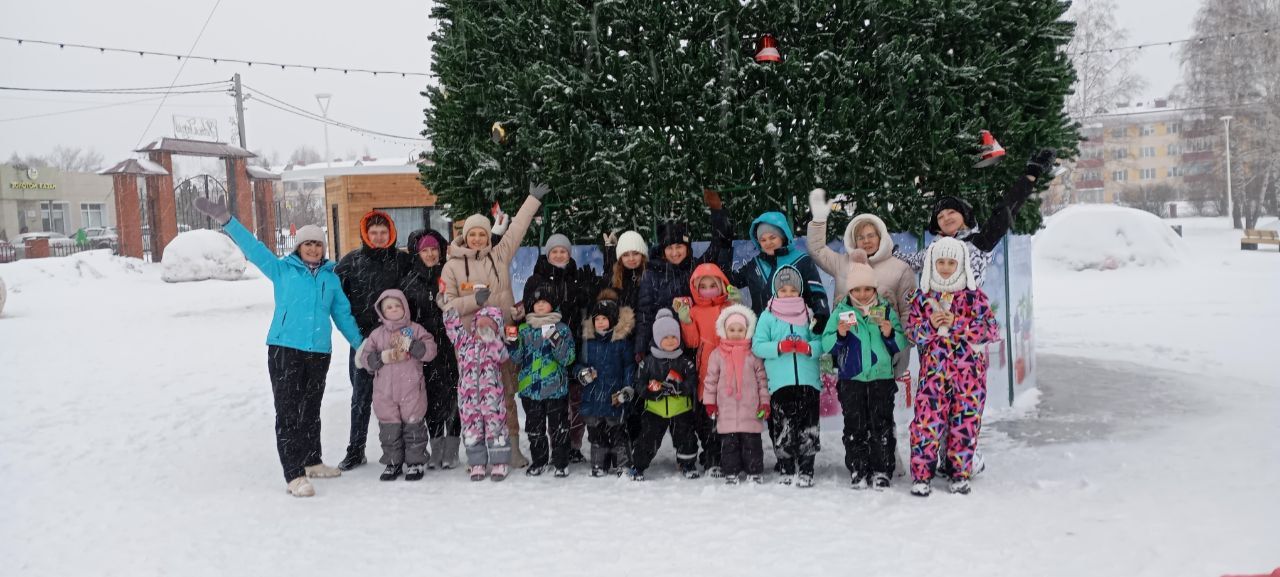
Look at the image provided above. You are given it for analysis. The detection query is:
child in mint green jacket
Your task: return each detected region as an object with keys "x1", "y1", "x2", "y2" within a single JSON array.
[
  {"x1": 822, "y1": 250, "x2": 908, "y2": 490},
  {"x1": 751, "y1": 266, "x2": 825, "y2": 487}
]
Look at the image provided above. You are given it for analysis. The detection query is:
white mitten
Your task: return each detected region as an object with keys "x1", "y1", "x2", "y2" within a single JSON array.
[
  {"x1": 809, "y1": 188, "x2": 831, "y2": 223},
  {"x1": 491, "y1": 212, "x2": 510, "y2": 236}
]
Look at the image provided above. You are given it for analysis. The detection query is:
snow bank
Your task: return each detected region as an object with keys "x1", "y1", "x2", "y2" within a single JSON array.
[
  {"x1": 0, "y1": 275, "x2": 6, "y2": 317},
  {"x1": 1034, "y1": 204, "x2": 1186, "y2": 271},
  {"x1": 161, "y1": 230, "x2": 247, "y2": 283}
]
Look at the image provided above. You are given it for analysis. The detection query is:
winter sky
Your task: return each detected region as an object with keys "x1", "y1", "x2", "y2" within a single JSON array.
[{"x1": 0, "y1": 0, "x2": 1200, "y2": 168}]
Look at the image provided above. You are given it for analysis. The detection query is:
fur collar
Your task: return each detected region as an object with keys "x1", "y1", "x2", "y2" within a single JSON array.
[{"x1": 580, "y1": 306, "x2": 636, "y2": 342}]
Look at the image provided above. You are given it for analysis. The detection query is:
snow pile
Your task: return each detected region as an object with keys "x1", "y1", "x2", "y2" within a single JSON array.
[
  {"x1": 161, "y1": 230, "x2": 247, "y2": 283},
  {"x1": 1034, "y1": 204, "x2": 1187, "y2": 271},
  {"x1": 0, "y1": 275, "x2": 6, "y2": 317}
]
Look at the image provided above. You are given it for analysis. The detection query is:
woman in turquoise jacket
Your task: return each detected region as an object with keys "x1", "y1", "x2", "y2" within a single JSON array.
[
  {"x1": 196, "y1": 198, "x2": 362, "y2": 498},
  {"x1": 750, "y1": 265, "x2": 825, "y2": 487}
]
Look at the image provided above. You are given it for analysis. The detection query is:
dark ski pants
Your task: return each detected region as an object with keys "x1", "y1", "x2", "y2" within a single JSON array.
[
  {"x1": 694, "y1": 399, "x2": 721, "y2": 469},
  {"x1": 720, "y1": 432, "x2": 764, "y2": 477},
  {"x1": 838, "y1": 379, "x2": 898, "y2": 476},
  {"x1": 769, "y1": 386, "x2": 820, "y2": 476},
  {"x1": 267, "y1": 345, "x2": 331, "y2": 482},
  {"x1": 346, "y1": 347, "x2": 374, "y2": 452},
  {"x1": 632, "y1": 411, "x2": 698, "y2": 473},
  {"x1": 585, "y1": 415, "x2": 631, "y2": 470},
  {"x1": 522, "y1": 396, "x2": 571, "y2": 470},
  {"x1": 424, "y1": 355, "x2": 462, "y2": 439}
]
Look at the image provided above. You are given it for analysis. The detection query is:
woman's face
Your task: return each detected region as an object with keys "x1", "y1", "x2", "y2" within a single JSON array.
[
  {"x1": 936, "y1": 209, "x2": 965, "y2": 237},
  {"x1": 547, "y1": 246, "x2": 571, "y2": 267},
  {"x1": 854, "y1": 223, "x2": 881, "y2": 254},
  {"x1": 418, "y1": 246, "x2": 440, "y2": 266},
  {"x1": 466, "y1": 227, "x2": 489, "y2": 250},
  {"x1": 298, "y1": 240, "x2": 324, "y2": 264},
  {"x1": 664, "y1": 243, "x2": 688, "y2": 265},
  {"x1": 757, "y1": 232, "x2": 784, "y2": 255},
  {"x1": 620, "y1": 251, "x2": 644, "y2": 270}
]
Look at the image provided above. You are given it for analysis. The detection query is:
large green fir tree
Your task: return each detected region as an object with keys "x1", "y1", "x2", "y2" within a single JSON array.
[{"x1": 421, "y1": 0, "x2": 1078, "y2": 243}]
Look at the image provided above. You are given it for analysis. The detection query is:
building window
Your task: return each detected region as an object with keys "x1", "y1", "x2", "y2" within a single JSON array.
[
  {"x1": 1080, "y1": 147, "x2": 1103, "y2": 160},
  {"x1": 1111, "y1": 170, "x2": 1128, "y2": 182},
  {"x1": 1113, "y1": 148, "x2": 1128, "y2": 159},
  {"x1": 1110, "y1": 127, "x2": 1127, "y2": 138},
  {"x1": 1186, "y1": 138, "x2": 1213, "y2": 152},
  {"x1": 1140, "y1": 146, "x2": 1156, "y2": 157},
  {"x1": 1078, "y1": 189, "x2": 1104, "y2": 203},
  {"x1": 1140, "y1": 125, "x2": 1155, "y2": 136},
  {"x1": 41, "y1": 201, "x2": 68, "y2": 234},
  {"x1": 1166, "y1": 122, "x2": 1181, "y2": 134},
  {"x1": 1168, "y1": 166, "x2": 1183, "y2": 177},
  {"x1": 81, "y1": 203, "x2": 106, "y2": 228},
  {"x1": 375, "y1": 206, "x2": 449, "y2": 249},
  {"x1": 1167, "y1": 143, "x2": 1181, "y2": 155},
  {"x1": 1140, "y1": 168, "x2": 1157, "y2": 180}
]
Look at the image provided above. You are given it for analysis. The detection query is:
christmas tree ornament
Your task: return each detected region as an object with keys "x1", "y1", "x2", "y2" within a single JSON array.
[
  {"x1": 973, "y1": 130, "x2": 1006, "y2": 168},
  {"x1": 755, "y1": 34, "x2": 781, "y2": 63},
  {"x1": 490, "y1": 121, "x2": 508, "y2": 144}
]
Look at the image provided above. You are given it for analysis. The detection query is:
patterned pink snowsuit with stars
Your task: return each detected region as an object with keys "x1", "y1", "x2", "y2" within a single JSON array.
[
  {"x1": 444, "y1": 306, "x2": 512, "y2": 467},
  {"x1": 906, "y1": 288, "x2": 1000, "y2": 482}
]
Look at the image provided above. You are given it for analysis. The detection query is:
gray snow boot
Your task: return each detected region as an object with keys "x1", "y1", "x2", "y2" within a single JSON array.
[
  {"x1": 427, "y1": 438, "x2": 445, "y2": 470},
  {"x1": 441, "y1": 436, "x2": 461, "y2": 469}
]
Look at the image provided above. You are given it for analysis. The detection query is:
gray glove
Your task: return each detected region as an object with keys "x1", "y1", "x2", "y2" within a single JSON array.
[
  {"x1": 409, "y1": 339, "x2": 426, "y2": 359},
  {"x1": 474, "y1": 287, "x2": 491, "y2": 307},
  {"x1": 193, "y1": 197, "x2": 231, "y2": 226},
  {"x1": 366, "y1": 350, "x2": 385, "y2": 373},
  {"x1": 529, "y1": 182, "x2": 550, "y2": 201}
]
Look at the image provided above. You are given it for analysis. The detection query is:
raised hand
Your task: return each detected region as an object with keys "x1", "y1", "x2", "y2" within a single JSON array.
[
  {"x1": 193, "y1": 197, "x2": 231, "y2": 226},
  {"x1": 808, "y1": 188, "x2": 831, "y2": 222}
]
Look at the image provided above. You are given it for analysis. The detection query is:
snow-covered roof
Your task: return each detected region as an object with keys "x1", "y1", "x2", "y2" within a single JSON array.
[
  {"x1": 98, "y1": 158, "x2": 170, "y2": 176},
  {"x1": 280, "y1": 157, "x2": 424, "y2": 182}
]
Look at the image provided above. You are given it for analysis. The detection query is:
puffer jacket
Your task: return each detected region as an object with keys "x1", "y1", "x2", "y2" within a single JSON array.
[
  {"x1": 633, "y1": 351, "x2": 698, "y2": 418},
  {"x1": 524, "y1": 254, "x2": 600, "y2": 337},
  {"x1": 751, "y1": 304, "x2": 825, "y2": 394},
  {"x1": 440, "y1": 195, "x2": 542, "y2": 329},
  {"x1": 509, "y1": 314, "x2": 576, "y2": 401},
  {"x1": 702, "y1": 305, "x2": 769, "y2": 434},
  {"x1": 680, "y1": 263, "x2": 732, "y2": 397},
  {"x1": 577, "y1": 306, "x2": 637, "y2": 418},
  {"x1": 635, "y1": 208, "x2": 734, "y2": 358},
  {"x1": 807, "y1": 214, "x2": 917, "y2": 321},
  {"x1": 822, "y1": 295, "x2": 907, "y2": 382},
  {"x1": 335, "y1": 210, "x2": 415, "y2": 337},
  {"x1": 225, "y1": 217, "x2": 362, "y2": 354},
  {"x1": 729, "y1": 211, "x2": 830, "y2": 327},
  {"x1": 354, "y1": 290, "x2": 439, "y2": 419}
]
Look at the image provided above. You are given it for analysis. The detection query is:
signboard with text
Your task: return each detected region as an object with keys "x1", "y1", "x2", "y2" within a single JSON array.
[{"x1": 172, "y1": 116, "x2": 220, "y2": 142}]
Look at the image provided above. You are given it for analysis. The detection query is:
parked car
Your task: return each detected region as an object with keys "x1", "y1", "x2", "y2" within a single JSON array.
[
  {"x1": 14, "y1": 231, "x2": 75, "y2": 247},
  {"x1": 82, "y1": 227, "x2": 119, "y2": 250}
]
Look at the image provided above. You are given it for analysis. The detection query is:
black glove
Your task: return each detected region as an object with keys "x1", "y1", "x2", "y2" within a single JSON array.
[
  {"x1": 474, "y1": 287, "x2": 491, "y2": 307},
  {"x1": 1025, "y1": 148, "x2": 1057, "y2": 179},
  {"x1": 193, "y1": 197, "x2": 231, "y2": 226}
]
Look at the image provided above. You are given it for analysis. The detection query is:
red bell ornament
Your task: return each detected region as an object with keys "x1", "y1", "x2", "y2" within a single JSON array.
[{"x1": 755, "y1": 34, "x2": 781, "y2": 63}]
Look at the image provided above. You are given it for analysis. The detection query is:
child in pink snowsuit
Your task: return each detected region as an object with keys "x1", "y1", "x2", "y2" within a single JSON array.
[
  {"x1": 905, "y1": 237, "x2": 999, "y2": 497},
  {"x1": 356, "y1": 289, "x2": 438, "y2": 482},
  {"x1": 443, "y1": 305, "x2": 513, "y2": 482}
]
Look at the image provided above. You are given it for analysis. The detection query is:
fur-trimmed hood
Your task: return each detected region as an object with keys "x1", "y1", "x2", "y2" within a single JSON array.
[
  {"x1": 582, "y1": 305, "x2": 635, "y2": 342},
  {"x1": 844, "y1": 213, "x2": 895, "y2": 264},
  {"x1": 714, "y1": 304, "x2": 758, "y2": 340}
]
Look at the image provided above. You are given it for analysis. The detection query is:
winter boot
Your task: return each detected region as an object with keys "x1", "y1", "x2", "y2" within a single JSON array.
[
  {"x1": 490, "y1": 464, "x2": 509, "y2": 482},
  {"x1": 748, "y1": 475, "x2": 764, "y2": 485},
  {"x1": 949, "y1": 479, "x2": 971, "y2": 495},
  {"x1": 796, "y1": 474, "x2": 814, "y2": 488},
  {"x1": 379, "y1": 463, "x2": 403, "y2": 482},
  {"x1": 706, "y1": 466, "x2": 723, "y2": 479},
  {"x1": 404, "y1": 463, "x2": 426, "y2": 481},
  {"x1": 469, "y1": 465, "x2": 487, "y2": 482},
  {"x1": 304, "y1": 463, "x2": 342, "y2": 478},
  {"x1": 441, "y1": 436, "x2": 461, "y2": 469},
  {"x1": 569, "y1": 448, "x2": 586, "y2": 464},
  {"x1": 591, "y1": 466, "x2": 607, "y2": 478},
  {"x1": 628, "y1": 468, "x2": 645, "y2": 481},
  {"x1": 525, "y1": 465, "x2": 546, "y2": 477},
  {"x1": 850, "y1": 471, "x2": 870, "y2": 490},
  {"x1": 911, "y1": 481, "x2": 932, "y2": 497},
  {"x1": 427, "y1": 438, "x2": 445, "y2": 470},
  {"x1": 554, "y1": 467, "x2": 569, "y2": 478},
  {"x1": 871, "y1": 473, "x2": 891, "y2": 491},
  {"x1": 724, "y1": 474, "x2": 741, "y2": 485},
  {"x1": 680, "y1": 464, "x2": 702, "y2": 480},
  {"x1": 286, "y1": 476, "x2": 315, "y2": 498},
  {"x1": 778, "y1": 475, "x2": 794, "y2": 486},
  {"x1": 338, "y1": 446, "x2": 367, "y2": 471}
]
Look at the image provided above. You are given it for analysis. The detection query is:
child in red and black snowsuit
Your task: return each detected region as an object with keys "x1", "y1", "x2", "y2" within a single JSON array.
[{"x1": 905, "y1": 237, "x2": 1000, "y2": 497}]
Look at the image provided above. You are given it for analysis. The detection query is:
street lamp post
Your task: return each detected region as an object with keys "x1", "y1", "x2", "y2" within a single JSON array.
[
  {"x1": 316, "y1": 93, "x2": 332, "y2": 168},
  {"x1": 1220, "y1": 115, "x2": 1233, "y2": 227}
]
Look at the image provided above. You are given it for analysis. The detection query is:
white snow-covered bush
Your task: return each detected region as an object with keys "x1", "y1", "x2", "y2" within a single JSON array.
[
  {"x1": 161, "y1": 230, "x2": 247, "y2": 283},
  {"x1": 1034, "y1": 204, "x2": 1187, "y2": 271}
]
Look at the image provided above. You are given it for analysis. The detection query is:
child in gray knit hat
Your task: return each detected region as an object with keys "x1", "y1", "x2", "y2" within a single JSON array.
[{"x1": 628, "y1": 309, "x2": 700, "y2": 480}]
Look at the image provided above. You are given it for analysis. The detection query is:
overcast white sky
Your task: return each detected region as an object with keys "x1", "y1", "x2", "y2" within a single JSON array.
[{"x1": 0, "y1": 0, "x2": 1202, "y2": 171}]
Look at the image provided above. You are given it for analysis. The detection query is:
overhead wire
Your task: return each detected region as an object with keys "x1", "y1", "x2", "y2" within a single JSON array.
[{"x1": 134, "y1": 0, "x2": 224, "y2": 148}]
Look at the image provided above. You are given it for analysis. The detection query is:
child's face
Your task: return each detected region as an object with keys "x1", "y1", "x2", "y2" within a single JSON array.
[
  {"x1": 775, "y1": 285, "x2": 801, "y2": 298},
  {"x1": 594, "y1": 315, "x2": 612, "y2": 334},
  {"x1": 380, "y1": 298, "x2": 405, "y2": 321},
  {"x1": 659, "y1": 335, "x2": 681, "y2": 352},
  {"x1": 934, "y1": 257, "x2": 959, "y2": 279},
  {"x1": 664, "y1": 243, "x2": 689, "y2": 265},
  {"x1": 547, "y1": 246, "x2": 571, "y2": 267},
  {"x1": 620, "y1": 251, "x2": 644, "y2": 270},
  {"x1": 850, "y1": 286, "x2": 877, "y2": 304},
  {"x1": 757, "y1": 232, "x2": 784, "y2": 255},
  {"x1": 726, "y1": 323, "x2": 748, "y2": 340},
  {"x1": 532, "y1": 300, "x2": 554, "y2": 315},
  {"x1": 696, "y1": 276, "x2": 721, "y2": 296}
]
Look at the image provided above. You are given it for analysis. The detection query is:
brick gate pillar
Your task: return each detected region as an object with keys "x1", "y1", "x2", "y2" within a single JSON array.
[
  {"x1": 111, "y1": 174, "x2": 144, "y2": 259},
  {"x1": 145, "y1": 151, "x2": 177, "y2": 262}
]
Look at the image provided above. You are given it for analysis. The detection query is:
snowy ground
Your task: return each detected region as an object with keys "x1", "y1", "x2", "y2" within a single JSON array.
[{"x1": 1, "y1": 216, "x2": 1277, "y2": 577}]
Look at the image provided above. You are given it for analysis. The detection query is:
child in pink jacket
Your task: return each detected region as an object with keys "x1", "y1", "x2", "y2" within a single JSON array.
[
  {"x1": 702, "y1": 304, "x2": 770, "y2": 484},
  {"x1": 355, "y1": 289, "x2": 438, "y2": 482}
]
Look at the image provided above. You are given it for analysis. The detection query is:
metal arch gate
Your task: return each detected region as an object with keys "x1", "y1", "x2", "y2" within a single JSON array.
[{"x1": 175, "y1": 175, "x2": 230, "y2": 233}]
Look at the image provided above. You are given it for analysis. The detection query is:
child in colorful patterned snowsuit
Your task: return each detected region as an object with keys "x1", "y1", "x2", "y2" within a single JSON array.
[
  {"x1": 751, "y1": 266, "x2": 826, "y2": 487},
  {"x1": 905, "y1": 237, "x2": 1000, "y2": 496},
  {"x1": 821, "y1": 250, "x2": 908, "y2": 490},
  {"x1": 509, "y1": 281, "x2": 577, "y2": 477},
  {"x1": 630, "y1": 308, "x2": 700, "y2": 480},
  {"x1": 355, "y1": 289, "x2": 439, "y2": 482},
  {"x1": 676, "y1": 262, "x2": 737, "y2": 477},
  {"x1": 577, "y1": 289, "x2": 636, "y2": 477},
  {"x1": 443, "y1": 306, "x2": 512, "y2": 482},
  {"x1": 702, "y1": 305, "x2": 770, "y2": 484}
]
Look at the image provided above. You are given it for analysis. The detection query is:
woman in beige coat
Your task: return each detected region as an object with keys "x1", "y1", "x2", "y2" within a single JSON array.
[{"x1": 439, "y1": 182, "x2": 550, "y2": 467}]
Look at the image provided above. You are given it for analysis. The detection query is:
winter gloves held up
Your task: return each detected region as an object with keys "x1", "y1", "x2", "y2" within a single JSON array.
[
  {"x1": 777, "y1": 335, "x2": 813, "y2": 356},
  {"x1": 809, "y1": 188, "x2": 832, "y2": 223},
  {"x1": 702, "y1": 188, "x2": 723, "y2": 211},
  {"x1": 193, "y1": 197, "x2": 231, "y2": 226},
  {"x1": 529, "y1": 182, "x2": 551, "y2": 201},
  {"x1": 1025, "y1": 148, "x2": 1058, "y2": 180},
  {"x1": 491, "y1": 212, "x2": 510, "y2": 236}
]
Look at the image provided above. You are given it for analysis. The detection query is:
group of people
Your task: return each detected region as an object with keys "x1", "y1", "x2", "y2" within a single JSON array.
[{"x1": 197, "y1": 147, "x2": 1056, "y2": 499}]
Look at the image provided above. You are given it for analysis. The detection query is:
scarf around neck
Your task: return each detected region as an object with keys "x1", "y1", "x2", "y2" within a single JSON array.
[
  {"x1": 525, "y1": 311, "x2": 562, "y2": 328},
  {"x1": 716, "y1": 339, "x2": 752, "y2": 399},
  {"x1": 768, "y1": 296, "x2": 811, "y2": 326},
  {"x1": 650, "y1": 345, "x2": 682, "y2": 360}
]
